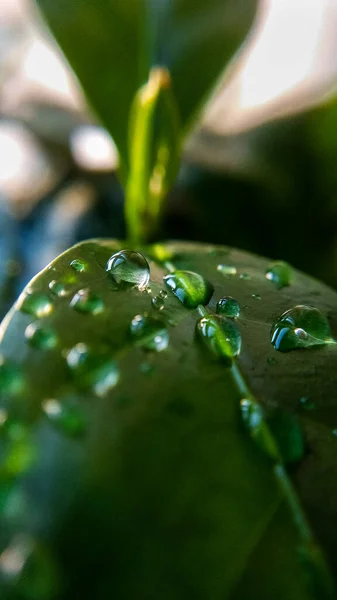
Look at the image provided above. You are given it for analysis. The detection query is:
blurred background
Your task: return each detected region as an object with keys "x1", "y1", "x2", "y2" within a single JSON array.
[{"x1": 1, "y1": 0, "x2": 337, "y2": 318}]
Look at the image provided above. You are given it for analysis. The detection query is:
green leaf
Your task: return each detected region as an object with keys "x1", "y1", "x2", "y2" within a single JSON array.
[
  {"x1": 36, "y1": 0, "x2": 257, "y2": 168},
  {"x1": 0, "y1": 240, "x2": 336, "y2": 598}
]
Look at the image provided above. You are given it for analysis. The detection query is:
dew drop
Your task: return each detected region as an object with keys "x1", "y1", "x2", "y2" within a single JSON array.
[
  {"x1": 70, "y1": 289, "x2": 104, "y2": 315},
  {"x1": 270, "y1": 305, "x2": 335, "y2": 352},
  {"x1": 130, "y1": 314, "x2": 169, "y2": 352},
  {"x1": 66, "y1": 344, "x2": 119, "y2": 396},
  {"x1": 70, "y1": 259, "x2": 86, "y2": 273},
  {"x1": 240, "y1": 398, "x2": 280, "y2": 460},
  {"x1": 163, "y1": 270, "x2": 213, "y2": 309},
  {"x1": 216, "y1": 296, "x2": 240, "y2": 318},
  {"x1": 265, "y1": 260, "x2": 291, "y2": 289},
  {"x1": 196, "y1": 314, "x2": 241, "y2": 364},
  {"x1": 217, "y1": 264, "x2": 237, "y2": 276},
  {"x1": 48, "y1": 280, "x2": 67, "y2": 297},
  {"x1": 42, "y1": 398, "x2": 85, "y2": 436},
  {"x1": 106, "y1": 250, "x2": 150, "y2": 289},
  {"x1": 25, "y1": 323, "x2": 58, "y2": 350},
  {"x1": 0, "y1": 358, "x2": 25, "y2": 397},
  {"x1": 19, "y1": 293, "x2": 53, "y2": 318},
  {"x1": 152, "y1": 296, "x2": 165, "y2": 311}
]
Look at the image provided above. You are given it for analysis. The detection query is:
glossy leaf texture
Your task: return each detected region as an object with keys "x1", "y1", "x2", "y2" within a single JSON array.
[
  {"x1": 1, "y1": 241, "x2": 337, "y2": 598},
  {"x1": 35, "y1": 0, "x2": 257, "y2": 167}
]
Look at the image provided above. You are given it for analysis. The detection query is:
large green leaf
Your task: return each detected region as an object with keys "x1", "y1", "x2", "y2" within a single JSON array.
[
  {"x1": 35, "y1": 0, "x2": 257, "y2": 166},
  {"x1": 0, "y1": 240, "x2": 336, "y2": 598}
]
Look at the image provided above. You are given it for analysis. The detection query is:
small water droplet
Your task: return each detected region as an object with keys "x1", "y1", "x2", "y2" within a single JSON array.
[
  {"x1": 25, "y1": 323, "x2": 58, "y2": 350},
  {"x1": 164, "y1": 271, "x2": 213, "y2": 309},
  {"x1": 240, "y1": 398, "x2": 280, "y2": 460},
  {"x1": 252, "y1": 294, "x2": 261, "y2": 300},
  {"x1": 0, "y1": 358, "x2": 25, "y2": 397},
  {"x1": 70, "y1": 259, "x2": 86, "y2": 273},
  {"x1": 299, "y1": 396, "x2": 315, "y2": 411},
  {"x1": 239, "y1": 273, "x2": 250, "y2": 280},
  {"x1": 152, "y1": 296, "x2": 165, "y2": 311},
  {"x1": 48, "y1": 280, "x2": 67, "y2": 297},
  {"x1": 217, "y1": 264, "x2": 237, "y2": 276},
  {"x1": 270, "y1": 305, "x2": 335, "y2": 352},
  {"x1": 196, "y1": 314, "x2": 241, "y2": 364},
  {"x1": 19, "y1": 293, "x2": 53, "y2": 318},
  {"x1": 42, "y1": 398, "x2": 85, "y2": 436},
  {"x1": 66, "y1": 344, "x2": 119, "y2": 396},
  {"x1": 216, "y1": 296, "x2": 240, "y2": 318},
  {"x1": 106, "y1": 250, "x2": 150, "y2": 289},
  {"x1": 159, "y1": 289, "x2": 167, "y2": 299},
  {"x1": 266, "y1": 260, "x2": 291, "y2": 289},
  {"x1": 70, "y1": 289, "x2": 104, "y2": 315},
  {"x1": 130, "y1": 314, "x2": 169, "y2": 351}
]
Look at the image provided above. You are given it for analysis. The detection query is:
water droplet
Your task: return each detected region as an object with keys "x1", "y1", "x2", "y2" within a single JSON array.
[
  {"x1": 25, "y1": 323, "x2": 58, "y2": 350},
  {"x1": 217, "y1": 264, "x2": 237, "y2": 276},
  {"x1": 332, "y1": 429, "x2": 337, "y2": 437},
  {"x1": 299, "y1": 396, "x2": 315, "y2": 411},
  {"x1": 163, "y1": 271, "x2": 213, "y2": 309},
  {"x1": 216, "y1": 296, "x2": 240, "y2": 318},
  {"x1": 270, "y1": 305, "x2": 335, "y2": 352},
  {"x1": 66, "y1": 344, "x2": 119, "y2": 396},
  {"x1": 42, "y1": 398, "x2": 85, "y2": 436},
  {"x1": 70, "y1": 259, "x2": 86, "y2": 273},
  {"x1": 48, "y1": 280, "x2": 67, "y2": 297},
  {"x1": 152, "y1": 296, "x2": 165, "y2": 311},
  {"x1": 196, "y1": 314, "x2": 241, "y2": 364},
  {"x1": 106, "y1": 250, "x2": 150, "y2": 289},
  {"x1": 240, "y1": 398, "x2": 280, "y2": 460},
  {"x1": 252, "y1": 294, "x2": 261, "y2": 300},
  {"x1": 0, "y1": 358, "x2": 25, "y2": 397},
  {"x1": 70, "y1": 289, "x2": 104, "y2": 315},
  {"x1": 19, "y1": 293, "x2": 53, "y2": 318},
  {"x1": 239, "y1": 273, "x2": 250, "y2": 280},
  {"x1": 266, "y1": 260, "x2": 291, "y2": 289},
  {"x1": 130, "y1": 314, "x2": 169, "y2": 351},
  {"x1": 159, "y1": 289, "x2": 167, "y2": 299}
]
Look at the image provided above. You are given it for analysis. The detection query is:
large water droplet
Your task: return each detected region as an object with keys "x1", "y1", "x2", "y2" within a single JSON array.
[
  {"x1": 163, "y1": 271, "x2": 213, "y2": 309},
  {"x1": 216, "y1": 296, "x2": 240, "y2": 318},
  {"x1": 66, "y1": 344, "x2": 119, "y2": 396},
  {"x1": 152, "y1": 296, "x2": 165, "y2": 311},
  {"x1": 217, "y1": 264, "x2": 237, "y2": 276},
  {"x1": 270, "y1": 305, "x2": 335, "y2": 352},
  {"x1": 19, "y1": 293, "x2": 53, "y2": 318},
  {"x1": 70, "y1": 259, "x2": 87, "y2": 273},
  {"x1": 25, "y1": 323, "x2": 58, "y2": 350},
  {"x1": 266, "y1": 260, "x2": 291, "y2": 289},
  {"x1": 42, "y1": 398, "x2": 85, "y2": 436},
  {"x1": 106, "y1": 250, "x2": 150, "y2": 289},
  {"x1": 70, "y1": 289, "x2": 104, "y2": 315},
  {"x1": 0, "y1": 358, "x2": 25, "y2": 397},
  {"x1": 130, "y1": 314, "x2": 169, "y2": 351},
  {"x1": 196, "y1": 314, "x2": 241, "y2": 364},
  {"x1": 48, "y1": 280, "x2": 67, "y2": 297}
]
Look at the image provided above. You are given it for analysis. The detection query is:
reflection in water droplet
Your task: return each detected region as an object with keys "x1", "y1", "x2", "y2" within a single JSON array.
[
  {"x1": 130, "y1": 314, "x2": 169, "y2": 351},
  {"x1": 25, "y1": 323, "x2": 58, "y2": 350},
  {"x1": 48, "y1": 280, "x2": 67, "y2": 297},
  {"x1": 164, "y1": 271, "x2": 213, "y2": 309},
  {"x1": 266, "y1": 261, "x2": 291, "y2": 289},
  {"x1": 217, "y1": 264, "x2": 237, "y2": 276},
  {"x1": 0, "y1": 358, "x2": 25, "y2": 397},
  {"x1": 299, "y1": 396, "x2": 315, "y2": 411},
  {"x1": 270, "y1": 305, "x2": 335, "y2": 352},
  {"x1": 106, "y1": 250, "x2": 150, "y2": 289},
  {"x1": 42, "y1": 398, "x2": 85, "y2": 436},
  {"x1": 19, "y1": 293, "x2": 53, "y2": 318},
  {"x1": 196, "y1": 314, "x2": 241, "y2": 364},
  {"x1": 70, "y1": 259, "x2": 86, "y2": 272},
  {"x1": 70, "y1": 289, "x2": 104, "y2": 315},
  {"x1": 216, "y1": 296, "x2": 240, "y2": 318},
  {"x1": 152, "y1": 296, "x2": 165, "y2": 311},
  {"x1": 66, "y1": 344, "x2": 119, "y2": 396}
]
